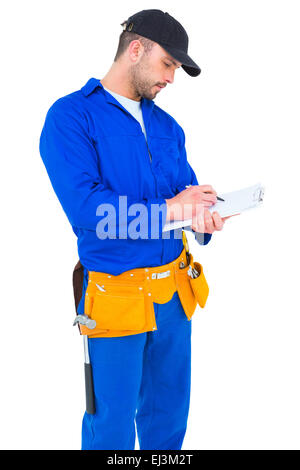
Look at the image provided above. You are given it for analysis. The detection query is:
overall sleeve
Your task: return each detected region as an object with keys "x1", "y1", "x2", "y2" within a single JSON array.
[
  {"x1": 39, "y1": 99, "x2": 167, "y2": 239},
  {"x1": 175, "y1": 125, "x2": 212, "y2": 246}
]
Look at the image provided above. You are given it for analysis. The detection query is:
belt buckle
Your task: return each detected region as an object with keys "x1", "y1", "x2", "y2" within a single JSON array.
[{"x1": 151, "y1": 270, "x2": 171, "y2": 280}]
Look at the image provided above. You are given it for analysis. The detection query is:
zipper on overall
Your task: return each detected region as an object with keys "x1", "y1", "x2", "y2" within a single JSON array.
[{"x1": 145, "y1": 138, "x2": 152, "y2": 163}]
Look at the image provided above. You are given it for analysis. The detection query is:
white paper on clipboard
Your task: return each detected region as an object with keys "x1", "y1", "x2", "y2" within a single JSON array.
[{"x1": 162, "y1": 183, "x2": 265, "y2": 232}]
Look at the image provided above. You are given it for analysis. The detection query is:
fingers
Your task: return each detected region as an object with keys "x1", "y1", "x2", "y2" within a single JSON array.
[
  {"x1": 202, "y1": 193, "x2": 217, "y2": 204},
  {"x1": 191, "y1": 210, "x2": 218, "y2": 233},
  {"x1": 211, "y1": 211, "x2": 224, "y2": 231},
  {"x1": 191, "y1": 211, "x2": 205, "y2": 233},
  {"x1": 198, "y1": 184, "x2": 217, "y2": 195},
  {"x1": 203, "y1": 209, "x2": 214, "y2": 233},
  {"x1": 201, "y1": 210, "x2": 239, "y2": 231},
  {"x1": 184, "y1": 185, "x2": 217, "y2": 206},
  {"x1": 197, "y1": 185, "x2": 217, "y2": 205},
  {"x1": 192, "y1": 210, "x2": 225, "y2": 233},
  {"x1": 203, "y1": 210, "x2": 224, "y2": 233},
  {"x1": 222, "y1": 213, "x2": 240, "y2": 221},
  {"x1": 203, "y1": 198, "x2": 216, "y2": 207}
]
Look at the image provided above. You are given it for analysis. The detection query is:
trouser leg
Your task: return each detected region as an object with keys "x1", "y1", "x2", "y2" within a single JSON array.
[
  {"x1": 136, "y1": 291, "x2": 192, "y2": 450},
  {"x1": 82, "y1": 332, "x2": 147, "y2": 450}
]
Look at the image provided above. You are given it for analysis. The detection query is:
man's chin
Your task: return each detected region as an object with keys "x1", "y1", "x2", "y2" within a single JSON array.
[
  {"x1": 150, "y1": 88, "x2": 161, "y2": 99},
  {"x1": 142, "y1": 92, "x2": 157, "y2": 100}
]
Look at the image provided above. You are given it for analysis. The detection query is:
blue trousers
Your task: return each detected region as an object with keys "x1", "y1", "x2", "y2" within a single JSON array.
[{"x1": 81, "y1": 291, "x2": 192, "y2": 450}]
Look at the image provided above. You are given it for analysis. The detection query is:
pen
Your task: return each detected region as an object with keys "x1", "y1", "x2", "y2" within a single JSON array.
[{"x1": 185, "y1": 185, "x2": 225, "y2": 202}]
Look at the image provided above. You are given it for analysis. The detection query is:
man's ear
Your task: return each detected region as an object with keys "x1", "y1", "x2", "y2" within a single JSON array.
[{"x1": 128, "y1": 40, "x2": 144, "y2": 63}]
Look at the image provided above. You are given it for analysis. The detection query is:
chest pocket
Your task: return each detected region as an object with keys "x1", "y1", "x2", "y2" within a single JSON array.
[
  {"x1": 152, "y1": 138, "x2": 180, "y2": 197},
  {"x1": 92, "y1": 133, "x2": 155, "y2": 196}
]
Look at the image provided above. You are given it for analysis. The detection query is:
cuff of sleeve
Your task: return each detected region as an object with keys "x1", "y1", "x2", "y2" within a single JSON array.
[{"x1": 194, "y1": 232, "x2": 212, "y2": 245}]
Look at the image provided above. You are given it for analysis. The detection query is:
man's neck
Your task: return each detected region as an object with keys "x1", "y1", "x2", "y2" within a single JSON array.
[
  {"x1": 102, "y1": 83, "x2": 141, "y2": 104},
  {"x1": 100, "y1": 65, "x2": 141, "y2": 102}
]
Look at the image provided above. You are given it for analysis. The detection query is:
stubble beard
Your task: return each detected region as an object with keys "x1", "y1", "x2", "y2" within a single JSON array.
[{"x1": 129, "y1": 59, "x2": 158, "y2": 101}]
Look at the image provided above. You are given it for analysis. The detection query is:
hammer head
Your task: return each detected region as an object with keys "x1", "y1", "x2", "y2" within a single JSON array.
[{"x1": 73, "y1": 314, "x2": 96, "y2": 330}]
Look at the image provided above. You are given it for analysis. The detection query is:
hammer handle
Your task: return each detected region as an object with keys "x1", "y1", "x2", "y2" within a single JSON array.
[{"x1": 84, "y1": 363, "x2": 96, "y2": 414}]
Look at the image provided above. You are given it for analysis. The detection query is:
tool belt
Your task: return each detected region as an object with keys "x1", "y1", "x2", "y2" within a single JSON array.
[{"x1": 73, "y1": 232, "x2": 209, "y2": 338}]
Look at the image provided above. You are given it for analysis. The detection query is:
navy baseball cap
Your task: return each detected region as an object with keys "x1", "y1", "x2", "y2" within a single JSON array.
[{"x1": 121, "y1": 9, "x2": 201, "y2": 77}]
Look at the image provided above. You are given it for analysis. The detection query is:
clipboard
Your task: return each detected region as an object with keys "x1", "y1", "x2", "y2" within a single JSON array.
[{"x1": 163, "y1": 183, "x2": 265, "y2": 232}]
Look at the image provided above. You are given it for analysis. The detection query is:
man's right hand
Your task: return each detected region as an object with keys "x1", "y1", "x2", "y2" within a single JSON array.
[{"x1": 165, "y1": 184, "x2": 218, "y2": 232}]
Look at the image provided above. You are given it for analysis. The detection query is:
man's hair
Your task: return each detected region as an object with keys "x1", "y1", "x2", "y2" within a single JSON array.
[{"x1": 114, "y1": 31, "x2": 155, "y2": 61}]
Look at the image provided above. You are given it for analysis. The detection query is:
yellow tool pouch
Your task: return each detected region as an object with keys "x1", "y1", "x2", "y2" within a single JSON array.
[
  {"x1": 179, "y1": 230, "x2": 209, "y2": 311},
  {"x1": 84, "y1": 280, "x2": 149, "y2": 336},
  {"x1": 189, "y1": 261, "x2": 209, "y2": 308},
  {"x1": 78, "y1": 231, "x2": 209, "y2": 338}
]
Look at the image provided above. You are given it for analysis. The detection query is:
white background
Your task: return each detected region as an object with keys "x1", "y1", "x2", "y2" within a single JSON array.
[{"x1": 0, "y1": 0, "x2": 299, "y2": 450}]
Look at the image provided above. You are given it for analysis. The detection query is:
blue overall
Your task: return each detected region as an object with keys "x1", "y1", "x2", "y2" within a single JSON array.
[{"x1": 39, "y1": 78, "x2": 212, "y2": 450}]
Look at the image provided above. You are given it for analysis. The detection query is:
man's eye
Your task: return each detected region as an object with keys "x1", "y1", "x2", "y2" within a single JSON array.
[{"x1": 164, "y1": 63, "x2": 171, "y2": 68}]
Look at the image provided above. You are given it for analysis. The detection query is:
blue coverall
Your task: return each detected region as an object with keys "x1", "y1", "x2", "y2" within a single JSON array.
[{"x1": 39, "y1": 78, "x2": 211, "y2": 449}]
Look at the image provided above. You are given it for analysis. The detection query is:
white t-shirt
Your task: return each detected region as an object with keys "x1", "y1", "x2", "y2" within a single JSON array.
[{"x1": 102, "y1": 86, "x2": 147, "y2": 140}]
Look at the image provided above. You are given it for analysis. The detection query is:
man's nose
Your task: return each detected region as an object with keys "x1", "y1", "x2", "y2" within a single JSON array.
[{"x1": 165, "y1": 69, "x2": 175, "y2": 84}]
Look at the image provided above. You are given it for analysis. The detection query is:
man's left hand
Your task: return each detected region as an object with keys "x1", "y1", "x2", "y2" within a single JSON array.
[{"x1": 191, "y1": 208, "x2": 238, "y2": 234}]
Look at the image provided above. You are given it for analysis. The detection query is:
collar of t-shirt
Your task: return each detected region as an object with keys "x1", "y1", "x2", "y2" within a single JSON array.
[{"x1": 102, "y1": 86, "x2": 147, "y2": 140}]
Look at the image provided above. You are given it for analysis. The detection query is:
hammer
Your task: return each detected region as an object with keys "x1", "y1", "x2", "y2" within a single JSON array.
[{"x1": 73, "y1": 314, "x2": 96, "y2": 414}]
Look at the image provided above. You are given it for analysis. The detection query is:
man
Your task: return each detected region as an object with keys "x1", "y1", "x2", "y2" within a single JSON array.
[{"x1": 39, "y1": 9, "x2": 229, "y2": 450}]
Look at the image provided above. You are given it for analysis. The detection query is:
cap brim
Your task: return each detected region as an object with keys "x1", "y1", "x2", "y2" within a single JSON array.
[{"x1": 160, "y1": 44, "x2": 201, "y2": 77}]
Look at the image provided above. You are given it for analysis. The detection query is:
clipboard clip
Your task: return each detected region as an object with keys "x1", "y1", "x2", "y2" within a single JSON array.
[{"x1": 253, "y1": 186, "x2": 265, "y2": 203}]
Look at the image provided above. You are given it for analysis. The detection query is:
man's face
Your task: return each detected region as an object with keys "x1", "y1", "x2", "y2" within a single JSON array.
[{"x1": 129, "y1": 43, "x2": 182, "y2": 100}]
